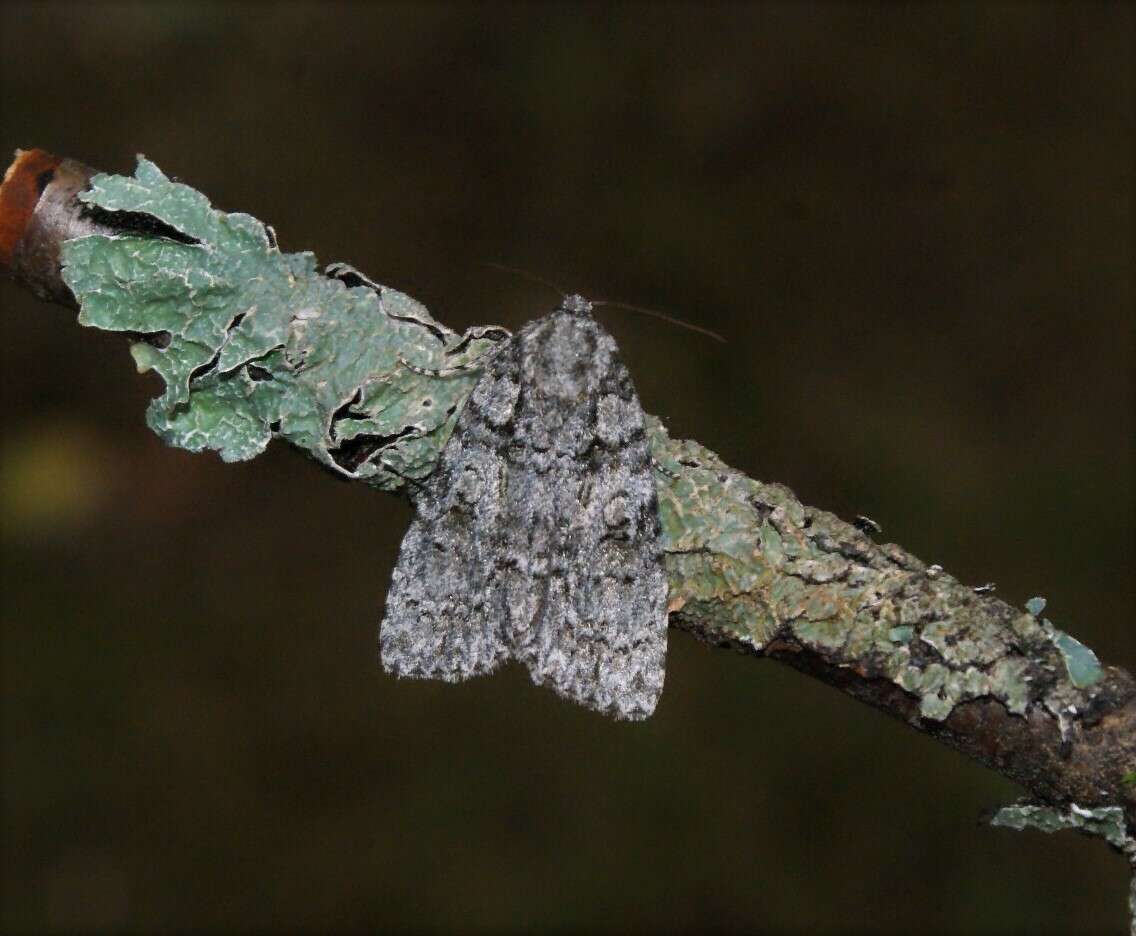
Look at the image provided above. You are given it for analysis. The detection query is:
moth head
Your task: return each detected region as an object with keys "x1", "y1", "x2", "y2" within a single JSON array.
[{"x1": 559, "y1": 294, "x2": 593, "y2": 318}]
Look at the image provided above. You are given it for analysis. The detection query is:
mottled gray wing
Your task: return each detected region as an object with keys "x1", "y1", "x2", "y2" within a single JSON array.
[
  {"x1": 378, "y1": 348, "x2": 522, "y2": 681},
  {"x1": 381, "y1": 307, "x2": 668, "y2": 719},
  {"x1": 502, "y1": 314, "x2": 668, "y2": 720}
]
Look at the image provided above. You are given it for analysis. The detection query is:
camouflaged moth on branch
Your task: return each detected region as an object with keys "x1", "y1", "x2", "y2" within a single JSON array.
[
  {"x1": 380, "y1": 295, "x2": 669, "y2": 720},
  {"x1": 7, "y1": 151, "x2": 1133, "y2": 927}
]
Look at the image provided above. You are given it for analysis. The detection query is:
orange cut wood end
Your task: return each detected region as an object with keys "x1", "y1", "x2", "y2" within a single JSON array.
[{"x1": 0, "y1": 149, "x2": 64, "y2": 270}]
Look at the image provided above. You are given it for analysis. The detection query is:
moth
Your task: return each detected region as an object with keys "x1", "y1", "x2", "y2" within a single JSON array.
[{"x1": 379, "y1": 294, "x2": 668, "y2": 720}]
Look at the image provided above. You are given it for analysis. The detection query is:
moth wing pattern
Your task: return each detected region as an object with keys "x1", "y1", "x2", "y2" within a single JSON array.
[
  {"x1": 378, "y1": 358, "x2": 517, "y2": 681},
  {"x1": 380, "y1": 298, "x2": 669, "y2": 720},
  {"x1": 503, "y1": 312, "x2": 667, "y2": 719}
]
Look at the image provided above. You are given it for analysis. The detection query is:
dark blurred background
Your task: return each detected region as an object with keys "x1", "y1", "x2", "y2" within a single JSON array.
[{"x1": 1, "y1": 3, "x2": 1132, "y2": 933}]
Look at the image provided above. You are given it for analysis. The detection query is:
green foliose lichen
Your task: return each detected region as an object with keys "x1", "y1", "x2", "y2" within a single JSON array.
[{"x1": 61, "y1": 156, "x2": 504, "y2": 489}]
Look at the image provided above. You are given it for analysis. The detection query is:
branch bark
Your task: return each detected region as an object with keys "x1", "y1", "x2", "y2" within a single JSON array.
[{"x1": 3, "y1": 148, "x2": 1132, "y2": 855}]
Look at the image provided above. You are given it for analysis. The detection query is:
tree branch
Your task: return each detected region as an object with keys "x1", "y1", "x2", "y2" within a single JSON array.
[{"x1": 3, "y1": 149, "x2": 1133, "y2": 920}]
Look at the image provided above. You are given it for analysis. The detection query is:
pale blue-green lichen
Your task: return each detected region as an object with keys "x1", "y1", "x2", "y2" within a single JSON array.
[
  {"x1": 888, "y1": 625, "x2": 914, "y2": 643},
  {"x1": 1049, "y1": 627, "x2": 1104, "y2": 689},
  {"x1": 61, "y1": 157, "x2": 505, "y2": 489},
  {"x1": 650, "y1": 420, "x2": 781, "y2": 646},
  {"x1": 645, "y1": 413, "x2": 1112, "y2": 726},
  {"x1": 649, "y1": 406, "x2": 1108, "y2": 726},
  {"x1": 647, "y1": 419, "x2": 1081, "y2": 725}
]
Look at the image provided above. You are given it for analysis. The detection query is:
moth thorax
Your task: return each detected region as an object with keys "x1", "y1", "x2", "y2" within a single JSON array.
[
  {"x1": 528, "y1": 317, "x2": 606, "y2": 403},
  {"x1": 559, "y1": 294, "x2": 593, "y2": 317}
]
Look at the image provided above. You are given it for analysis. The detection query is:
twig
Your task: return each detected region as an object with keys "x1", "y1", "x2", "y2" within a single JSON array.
[{"x1": 3, "y1": 148, "x2": 1133, "y2": 925}]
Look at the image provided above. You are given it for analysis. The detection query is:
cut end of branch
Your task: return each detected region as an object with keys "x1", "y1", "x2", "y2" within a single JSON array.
[
  {"x1": 0, "y1": 148, "x2": 63, "y2": 268},
  {"x1": 0, "y1": 148, "x2": 108, "y2": 307}
]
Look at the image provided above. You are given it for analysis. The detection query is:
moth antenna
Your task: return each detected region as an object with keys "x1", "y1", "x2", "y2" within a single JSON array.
[
  {"x1": 593, "y1": 299, "x2": 726, "y2": 344},
  {"x1": 487, "y1": 263, "x2": 726, "y2": 343},
  {"x1": 485, "y1": 262, "x2": 568, "y2": 301}
]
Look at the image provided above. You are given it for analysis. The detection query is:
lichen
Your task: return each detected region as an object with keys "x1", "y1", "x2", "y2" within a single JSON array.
[
  {"x1": 1049, "y1": 627, "x2": 1105, "y2": 689},
  {"x1": 645, "y1": 419, "x2": 1118, "y2": 735},
  {"x1": 991, "y1": 801, "x2": 1134, "y2": 857},
  {"x1": 61, "y1": 157, "x2": 505, "y2": 488}
]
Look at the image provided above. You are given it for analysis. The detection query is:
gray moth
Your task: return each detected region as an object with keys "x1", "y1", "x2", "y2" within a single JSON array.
[{"x1": 379, "y1": 294, "x2": 668, "y2": 720}]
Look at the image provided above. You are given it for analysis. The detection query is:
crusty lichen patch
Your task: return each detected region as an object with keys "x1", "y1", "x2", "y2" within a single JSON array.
[
  {"x1": 647, "y1": 417, "x2": 1114, "y2": 731},
  {"x1": 992, "y1": 801, "x2": 1131, "y2": 851}
]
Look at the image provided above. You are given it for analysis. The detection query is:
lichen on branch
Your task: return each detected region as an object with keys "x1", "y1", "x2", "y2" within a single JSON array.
[{"x1": 4, "y1": 151, "x2": 1133, "y2": 927}]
